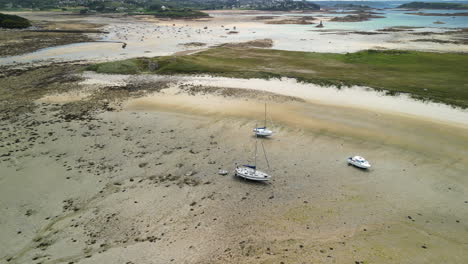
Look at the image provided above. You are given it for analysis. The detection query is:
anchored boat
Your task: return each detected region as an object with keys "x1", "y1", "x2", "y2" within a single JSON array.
[
  {"x1": 347, "y1": 156, "x2": 371, "y2": 169},
  {"x1": 253, "y1": 103, "x2": 273, "y2": 137},
  {"x1": 235, "y1": 165, "x2": 271, "y2": 181},
  {"x1": 236, "y1": 127, "x2": 272, "y2": 181}
]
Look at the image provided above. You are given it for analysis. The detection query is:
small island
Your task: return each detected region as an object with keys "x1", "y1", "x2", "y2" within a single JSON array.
[
  {"x1": 406, "y1": 11, "x2": 468, "y2": 16},
  {"x1": 0, "y1": 13, "x2": 31, "y2": 29},
  {"x1": 331, "y1": 13, "x2": 385, "y2": 22},
  {"x1": 331, "y1": 3, "x2": 371, "y2": 10},
  {"x1": 397, "y1": 2, "x2": 468, "y2": 10}
]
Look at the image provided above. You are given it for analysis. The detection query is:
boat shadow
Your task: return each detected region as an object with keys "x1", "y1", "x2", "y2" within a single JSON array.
[
  {"x1": 250, "y1": 135, "x2": 273, "y2": 140},
  {"x1": 348, "y1": 163, "x2": 372, "y2": 173},
  {"x1": 232, "y1": 174, "x2": 271, "y2": 185}
]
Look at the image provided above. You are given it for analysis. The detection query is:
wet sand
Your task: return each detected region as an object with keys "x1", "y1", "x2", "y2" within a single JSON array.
[{"x1": 1, "y1": 68, "x2": 467, "y2": 263}]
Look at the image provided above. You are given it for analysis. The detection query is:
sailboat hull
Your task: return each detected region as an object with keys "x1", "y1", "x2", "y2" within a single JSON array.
[
  {"x1": 235, "y1": 167, "x2": 271, "y2": 181},
  {"x1": 347, "y1": 157, "x2": 371, "y2": 169}
]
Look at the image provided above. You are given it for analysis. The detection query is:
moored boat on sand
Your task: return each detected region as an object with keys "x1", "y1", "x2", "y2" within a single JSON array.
[
  {"x1": 254, "y1": 103, "x2": 273, "y2": 137},
  {"x1": 347, "y1": 156, "x2": 371, "y2": 169}
]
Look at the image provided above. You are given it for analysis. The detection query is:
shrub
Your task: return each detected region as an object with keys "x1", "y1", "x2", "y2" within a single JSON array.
[{"x1": 0, "y1": 13, "x2": 31, "y2": 29}]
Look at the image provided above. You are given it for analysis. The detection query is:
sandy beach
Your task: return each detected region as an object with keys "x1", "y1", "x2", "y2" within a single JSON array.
[{"x1": 1, "y1": 8, "x2": 468, "y2": 264}]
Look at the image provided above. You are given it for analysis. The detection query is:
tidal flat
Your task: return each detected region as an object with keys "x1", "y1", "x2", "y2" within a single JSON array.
[{"x1": 1, "y1": 8, "x2": 468, "y2": 264}]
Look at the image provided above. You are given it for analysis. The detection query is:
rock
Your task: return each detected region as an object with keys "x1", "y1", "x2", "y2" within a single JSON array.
[
  {"x1": 185, "y1": 171, "x2": 196, "y2": 176},
  {"x1": 147, "y1": 61, "x2": 158, "y2": 71},
  {"x1": 331, "y1": 13, "x2": 385, "y2": 22},
  {"x1": 218, "y1": 170, "x2": 228, "y2": 175}
]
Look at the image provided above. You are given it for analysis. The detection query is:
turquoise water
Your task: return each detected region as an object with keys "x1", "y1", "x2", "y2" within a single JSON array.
[
  {"x1": 240, "y1": 8, "x2": 468, "y2": 31},
  {"x1": 314, "y1": 9, "x2": 468, "y2": 31}
]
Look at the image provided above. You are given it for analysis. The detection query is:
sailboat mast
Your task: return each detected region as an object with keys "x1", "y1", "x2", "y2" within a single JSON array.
[
  {"x1": 254, "y1": 124, "x2": 258, "y2": 172},
  {"x1": 264, "y1": 103, "x2": 267, "y2": 128}
]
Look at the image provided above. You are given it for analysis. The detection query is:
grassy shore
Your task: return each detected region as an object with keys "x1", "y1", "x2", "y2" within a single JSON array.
[
  {"x1": 0, "y1": 13, "x2": 31, "y2": 28},
  {"x1": 87, "y1": 48, "x2": 468, "y2": 108}
]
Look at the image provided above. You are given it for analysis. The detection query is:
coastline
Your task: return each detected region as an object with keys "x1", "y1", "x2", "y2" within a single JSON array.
[
  {"x1": 1, "y1": 9, "x2": 467, "y2": 66},
  {"x1": 1, "y1": 7, "x2": 468, "y2": 264}
]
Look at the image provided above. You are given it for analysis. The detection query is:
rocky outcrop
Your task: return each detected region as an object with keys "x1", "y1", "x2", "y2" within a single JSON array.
[{"x1": 331, "y1": 13, "x2": 385, "y2": 22}]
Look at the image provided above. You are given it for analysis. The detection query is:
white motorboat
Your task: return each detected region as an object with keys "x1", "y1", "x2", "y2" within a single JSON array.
[
  {"x1": 254, "y1": 103, "x2": 273, "y2": 137},
  {"x1": 347, "y1": 156, "x2": 371, "y2": 169},
  {"x1": 235, "y1": 165, "x2": 271, "y2": 181},
  {"x1": 235, "y1": 130, "x2": 272, "y2": 181},
  {"x1": 253, "y1": 127, "x2": 273, "y2": 137}
]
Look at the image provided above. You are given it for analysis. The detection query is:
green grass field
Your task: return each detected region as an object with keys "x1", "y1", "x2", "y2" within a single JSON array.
[{"x1": 87, "y1": 48, "x2": 468, "y2": 108}]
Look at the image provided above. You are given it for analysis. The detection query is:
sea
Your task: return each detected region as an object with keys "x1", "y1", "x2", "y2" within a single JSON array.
[{"x1": 308, "y1": 0, "x2": 468, "y2": 30}]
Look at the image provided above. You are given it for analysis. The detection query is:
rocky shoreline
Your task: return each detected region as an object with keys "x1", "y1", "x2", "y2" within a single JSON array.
[
  {"x1": 406, "y1": 11, "x2": 468, "y2": 16},
  {"x1": 330, "y1": 12, "x2": 385, "y2": 22},
  {"x1": 0, "y1": 20, "x2": 105, "y2": 57}
]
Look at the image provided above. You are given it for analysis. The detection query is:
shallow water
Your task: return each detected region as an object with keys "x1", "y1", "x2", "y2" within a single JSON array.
[{"x1": 318, "y1": 9, "x2": 468, "y2": 31}]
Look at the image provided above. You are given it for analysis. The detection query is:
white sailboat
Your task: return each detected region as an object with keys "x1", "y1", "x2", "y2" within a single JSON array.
[
  {"x1": 235, "y1": 127, "x2": 272, "y2": 181},
  {"x1": 253, "y1": 103, "x2": 273, "y2": 137}
]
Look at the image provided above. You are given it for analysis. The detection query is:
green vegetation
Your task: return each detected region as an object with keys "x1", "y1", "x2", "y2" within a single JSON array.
[
  {"x1": 87, "y1": 48, "x2": 468, "y2": 108},
  {"x1": 398, "y1": 2, "x2": 468, "y2": 10},
  {"x1": 152, "y1": 9, "x2": 209, "y2": 18},
  {"x1": 0, "y1": 0, "x2": 68, "y2": 10},
  {"x1": 0, "y1": 13, "x2": 31, "y2": 28},
  {"x1": 254, "y1": 0, "x2": 320, "y2": 11},
  {"x1": 0, "y1": 0, "x2": 322, "y2": 13}
]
